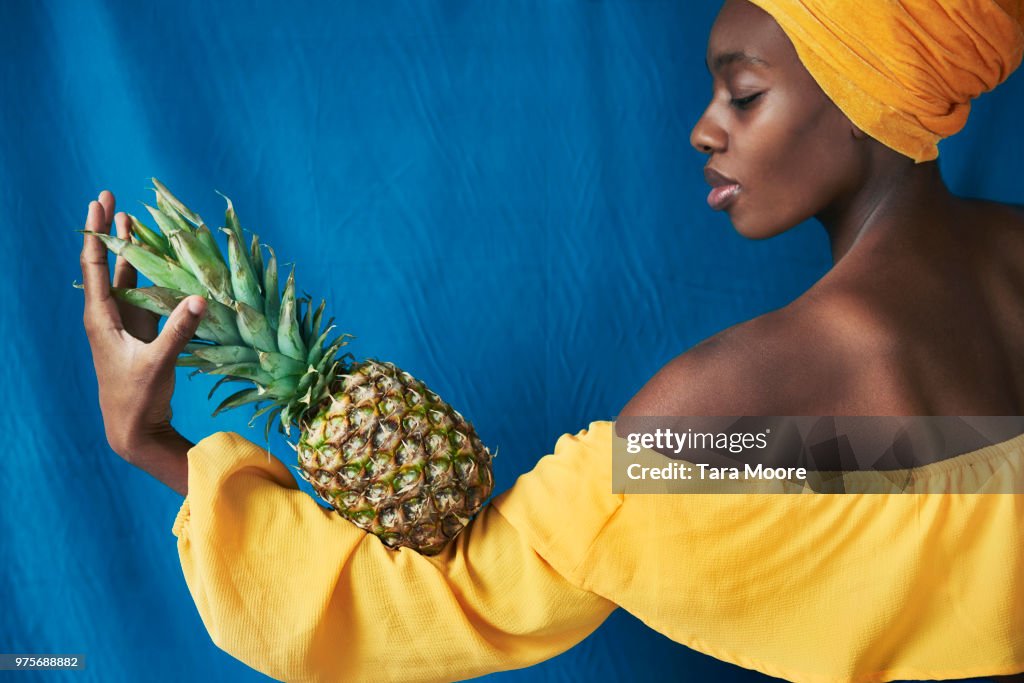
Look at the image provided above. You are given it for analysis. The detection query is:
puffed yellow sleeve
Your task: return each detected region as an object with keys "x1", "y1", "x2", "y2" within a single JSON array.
[{"x1": 172, "y1": 422, "x2": 622, "y2": 683}]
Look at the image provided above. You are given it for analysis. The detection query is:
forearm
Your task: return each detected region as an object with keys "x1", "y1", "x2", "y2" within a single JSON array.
[
  {"x1": 174, "y1": 430, "x2": 618, "y2": 682},
  {"x1": 124, "y1": 429, "x2": 193, "y2": 496}
]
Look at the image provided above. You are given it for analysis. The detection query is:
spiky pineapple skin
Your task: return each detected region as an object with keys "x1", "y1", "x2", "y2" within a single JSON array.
[
  {"x1": 85, "y1": 178, "x2": 497, "y2": 555},
  {"x1": 296, "y1": 359, "x2": 494, "y2": 556}
]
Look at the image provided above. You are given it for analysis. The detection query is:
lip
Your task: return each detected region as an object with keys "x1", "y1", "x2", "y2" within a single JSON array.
[{"x1": 704, "y1": 167, "x2": 742, "y2": 211}]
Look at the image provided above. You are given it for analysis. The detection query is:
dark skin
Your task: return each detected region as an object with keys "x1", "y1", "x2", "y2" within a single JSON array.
[
  {"x1": 621, "y1": 0, "x2": 1024, "y2": 461},
  {"x1": 82, "y1": 0, "x2": 1024, "y2": 480},
  {"x1": 79, "y1": 1, "x2": 1023, "y2": 677},
  {"x1": 81, "y1": 195, "x2": 200, "y2": 495}
]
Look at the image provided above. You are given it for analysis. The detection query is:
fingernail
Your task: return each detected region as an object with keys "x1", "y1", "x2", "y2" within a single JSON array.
[{"x1": 187, "y1": 297, "x2": 206, "y2": 316}]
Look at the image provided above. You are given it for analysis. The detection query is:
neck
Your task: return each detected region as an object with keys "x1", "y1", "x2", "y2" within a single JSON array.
[{"x1": 817, "y1": 156, "x2": 954, "y2": 264}]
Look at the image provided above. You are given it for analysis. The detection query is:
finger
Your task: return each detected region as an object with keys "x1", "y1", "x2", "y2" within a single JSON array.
[
  {"x1": 98, "y1": 190, "x2": 115, "y2": 231},
  {"x1": 150, "y1": 296, "x2": 207, "y2": 368},
  {"x1": 80, "y1": 200, "x2": 122, "y2": 335},
  {"x1": 112, "y1": 212, "x2": 138, "y2": 289}
]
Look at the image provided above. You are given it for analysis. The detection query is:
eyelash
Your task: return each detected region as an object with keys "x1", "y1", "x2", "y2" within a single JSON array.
[{"x1": 730, "y1": 92, "x2": 763, "y2": 109}]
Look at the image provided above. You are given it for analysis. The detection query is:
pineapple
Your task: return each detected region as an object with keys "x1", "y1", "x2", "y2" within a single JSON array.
[{"x1": 82, "y1": 178, "x2": 495, "y2": 555}]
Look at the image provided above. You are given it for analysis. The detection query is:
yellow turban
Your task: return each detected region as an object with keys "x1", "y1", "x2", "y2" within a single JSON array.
[{"x1": 747, "y1": 0, "x2": 1024, "y2": 162}]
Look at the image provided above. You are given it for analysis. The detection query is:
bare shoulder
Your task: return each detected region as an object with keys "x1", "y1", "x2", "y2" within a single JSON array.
[
  {"x1": 618, "y1": 292, "x2": 889, "y2": 418},
  {"x1": 964, "y1": 197, "x2": 1024, "y2": 242},
  {"x1": 619, "y1": 198, "x2": 1024, "y2": 420}
]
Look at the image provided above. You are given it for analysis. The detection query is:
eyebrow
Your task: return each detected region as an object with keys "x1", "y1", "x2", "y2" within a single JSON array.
[{"x1": 705, "y1": 51, "x2": 771, "y2": 73}]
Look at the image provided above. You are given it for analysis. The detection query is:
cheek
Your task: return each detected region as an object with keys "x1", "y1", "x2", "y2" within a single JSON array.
[{"x1": 734, "y1": 101, "x2": 852, "y2": 232}]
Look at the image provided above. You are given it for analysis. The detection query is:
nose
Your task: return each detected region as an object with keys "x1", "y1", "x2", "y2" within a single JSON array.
[{"x1": 690, "y1": 106, "x2": 727, "y2": 155}]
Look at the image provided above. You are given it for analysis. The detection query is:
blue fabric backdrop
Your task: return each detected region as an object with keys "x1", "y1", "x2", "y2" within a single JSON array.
[{"x1": 3, "y1": 0, "x2": 1022, "y2": 681}]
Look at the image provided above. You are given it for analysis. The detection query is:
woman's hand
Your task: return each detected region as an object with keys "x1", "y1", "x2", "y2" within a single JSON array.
[{"x1": 80, "y1": 190, "x2": 205, "y2": 493}]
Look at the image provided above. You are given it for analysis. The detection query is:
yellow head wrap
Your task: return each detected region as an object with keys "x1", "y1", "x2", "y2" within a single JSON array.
[{"x1": 746, "y1": 0, "x2": 1024, "y2": 162}]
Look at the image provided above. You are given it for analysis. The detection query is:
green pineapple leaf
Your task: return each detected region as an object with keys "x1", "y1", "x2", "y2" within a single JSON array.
[
  {"x1": 152, "y1": 177, "x2": 204, "y2": 228},
  {"x1": 213, "y1": 388, "x2": 265, "y2": 417}
]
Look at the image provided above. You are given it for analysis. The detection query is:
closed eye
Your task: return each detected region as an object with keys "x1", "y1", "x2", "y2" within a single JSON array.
[{"x1": 730, "y1": 92, "x2": 763, "y2": 109}]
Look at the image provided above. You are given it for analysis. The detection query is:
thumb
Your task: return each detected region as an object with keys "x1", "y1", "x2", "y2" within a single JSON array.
[{"x1": 152, "y1": 295, "x2": 207, "y2": 363}]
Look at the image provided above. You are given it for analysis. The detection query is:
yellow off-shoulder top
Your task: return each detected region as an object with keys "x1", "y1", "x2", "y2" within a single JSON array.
[{"x1": 172, "y1": 421, "x2": 1024, "y2": 683}]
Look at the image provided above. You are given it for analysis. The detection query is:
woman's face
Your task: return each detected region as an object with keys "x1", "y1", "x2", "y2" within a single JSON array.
[{"x1": 691, "y1": 0, "x2": 861, "y2": 238}]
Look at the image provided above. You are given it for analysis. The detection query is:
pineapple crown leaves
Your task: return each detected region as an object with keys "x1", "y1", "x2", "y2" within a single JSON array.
[{"x1": 77, "y1": 178, "x2": 355, "y2": 441}]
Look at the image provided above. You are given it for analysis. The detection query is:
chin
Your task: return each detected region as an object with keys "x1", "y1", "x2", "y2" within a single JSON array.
[
  {"x1": 727, "y1": 212, "x2": 782, "y2": 240},
  {"x1": 727, "y1": 204, "x2": 803, "y2": 240}
]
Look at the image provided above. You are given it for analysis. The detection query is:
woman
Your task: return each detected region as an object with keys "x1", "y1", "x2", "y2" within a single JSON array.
[{"x1": 80, "y1": 1, "x2": 1024, "y2": 681}]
